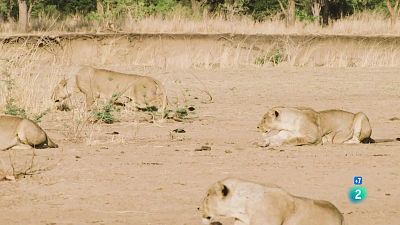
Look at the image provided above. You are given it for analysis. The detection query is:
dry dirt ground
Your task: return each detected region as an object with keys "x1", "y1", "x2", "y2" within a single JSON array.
[{"x1": 0, "y1": 67, "x2": 399, "y2": 225}]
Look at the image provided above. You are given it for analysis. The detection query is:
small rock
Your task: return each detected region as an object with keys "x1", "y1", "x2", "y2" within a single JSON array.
[
  {"x1": 4, "y1": 175, "x2": 15, "y2": 181},
  {"x1": 195, "y1": 146, "x2": 211, "y2": 151},
  {"x1": 173, "y1": 128, "x2": 186, "y2": 133},
  {"x1": 210, "y1": 222, "x2": 223, "y2": 225}
]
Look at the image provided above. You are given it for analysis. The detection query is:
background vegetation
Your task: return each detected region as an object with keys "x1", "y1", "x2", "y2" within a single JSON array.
[{"x1": 0, "y1": 0, "x2": 399, "y2": 34}]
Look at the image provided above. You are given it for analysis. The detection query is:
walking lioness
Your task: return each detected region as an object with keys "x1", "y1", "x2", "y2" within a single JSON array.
[
  {"x1": 0, "y1": 115, "x2": 58, "y2": 150},
  {"x1": 52, "y1": 66, "x2": 167, "y2": 117},
  {"x1": 257, "y1": 106, "x2": 395, "y2": 147},
  {"x1": 199, "y1": 178, "x2": 344, "y2": 225}
]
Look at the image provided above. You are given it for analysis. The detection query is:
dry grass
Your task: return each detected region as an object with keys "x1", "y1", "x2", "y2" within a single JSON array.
[
  {"x1": 1, "y1": 11, "x2": 400, "y2": 36},
  {"x1": 0, "y1": 21, "x2": 399, "y2": 145},
  {"x1": 125, "y1": 12, "x2": 400, "y2": 36}
]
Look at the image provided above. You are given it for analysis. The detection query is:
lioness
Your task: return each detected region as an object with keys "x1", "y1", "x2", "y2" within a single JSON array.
[
  {"x1": 257, "y1": 106, "x2": 389, "y2": 147},
  {"x1": 199, "y1": 178, "x2": 344, "y2": 225},
  {"x1": 52, "y1": 66, "x2": 167, "y2": 117},
  {"x1": 0, "y1": 115, "x2": 58, "y2": 150}
]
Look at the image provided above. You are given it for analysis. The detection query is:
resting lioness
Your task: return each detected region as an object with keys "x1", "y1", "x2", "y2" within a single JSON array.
[
  {"x1": 0, "y1": 115, "x2": 58, "y2": 150},
  {"x1": 256, "y1": 106, "x2": 396, "y2": 147},
  {"x1": 199, "y1": 178, "x2": 344, "y2": 225},
  {"x1": 52, "y1": 66, "x2": 167, "y2": 117}
]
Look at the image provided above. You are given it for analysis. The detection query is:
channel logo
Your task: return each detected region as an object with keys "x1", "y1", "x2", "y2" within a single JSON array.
[{"x1": 349, "y1": 176, "x2": 367, "y2": 203}]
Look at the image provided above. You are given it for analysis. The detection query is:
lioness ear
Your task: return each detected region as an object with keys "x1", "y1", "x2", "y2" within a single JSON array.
[
  {"x1": 274, "y1": 110, "x2": 279, "y2": 118},
  {"x1": 221, "y1": 184, "x2": 229, "y2": 197}
]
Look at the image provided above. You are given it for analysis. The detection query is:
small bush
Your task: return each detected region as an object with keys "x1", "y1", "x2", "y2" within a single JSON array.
[
  {"x1": 175, "y1": 107, "x2": 188, "y2": 118},
  {"x1": 255, "y1": 55, "x2": 268, "y2": 65},
  {"x1": 4, "y1": 97, "x2": 27, "y2": 118},
  {"x1": 139, "y1": 106, "x2": 158, "y2": 112},
  {"x1": 269, "y1": 49, "x2": 286, "y2": 65},
  {"x1": 33, "y1": 109, "x2": 50, "y2": 123},
  {"x1": 91, "y1": 97, "x2": 119, "y2": 124},
  {"x1": 254, "y1": 48, "x2": 287, "y2": 66},
  {"x1": 93, "y1": 103, "x2": 116, "y2": 124}
]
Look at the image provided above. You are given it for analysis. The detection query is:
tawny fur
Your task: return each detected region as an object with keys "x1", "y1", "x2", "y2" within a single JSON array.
[
  {"x1": 52, "y1": 65, "x2": 167, "y2": 117},
  {"x1": 0, "y1": 115, "x2": 58, "y2": 150},
  {"x1": 257, "y1": 106, "x2": 374, "y2": 147},
  {"x1": 199, "y1": 178, "x2": 344, "y2": 225}
]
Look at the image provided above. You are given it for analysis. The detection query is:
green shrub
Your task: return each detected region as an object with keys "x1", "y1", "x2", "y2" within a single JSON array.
[
  {"x1": 270, "y1": 49, "x2": 286, "y2": 65},
  {"x1": 92, "y1": 100, "x2": 117, "y2": 124},
  {"x1": 4, "y1": 97, "x2": 27, "y2": 118}
]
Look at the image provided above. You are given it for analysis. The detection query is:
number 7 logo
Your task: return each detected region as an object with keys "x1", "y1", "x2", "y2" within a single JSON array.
[{"x1": 354, "y1": 176, "x2": 363, "y2": 185}]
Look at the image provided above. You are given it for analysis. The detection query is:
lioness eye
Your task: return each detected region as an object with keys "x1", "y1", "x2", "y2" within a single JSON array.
[{"x1": 55, "y1": 100, "x2": 60, "y2": 102}]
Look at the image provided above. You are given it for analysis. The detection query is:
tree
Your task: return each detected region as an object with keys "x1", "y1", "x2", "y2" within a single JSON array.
[
  {"x1": 321, "y1": 0, "x2": 329, "y2": 26},
  {"x1": 311, "y1": 0, "x2": 321, "y2": 24},
  {"x1": 278, "y1": 0, "x2": 296, "y2": 26},
  {"x1": 18, "y1": 0, "x2": 28, "y2": 32},
  {"x1": 386, "y1": 0, "x2": 400, "y2": 26},
  {"x1": 97, "y1": 0, "x2": 104, "y2": 15}
]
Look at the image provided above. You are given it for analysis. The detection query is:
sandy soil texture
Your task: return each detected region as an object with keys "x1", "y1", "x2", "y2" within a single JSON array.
[{"x1": 0, "y1": 67, "x2": 399, "y2": 225}]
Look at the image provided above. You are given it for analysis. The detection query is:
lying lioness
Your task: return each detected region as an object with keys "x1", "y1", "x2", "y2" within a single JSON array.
[
  {"x1": 257, "y1": 106, "x2": 396, "y2": 147},
  {"x1": 52, "y1": 66, "x2": 167, "y2": 117},
  {"x1": 0, "y1": 115, "x2": 58, "y2": 150},
  {"x1": 199, "y1": 178, "x2": 344, "y2": 225}
]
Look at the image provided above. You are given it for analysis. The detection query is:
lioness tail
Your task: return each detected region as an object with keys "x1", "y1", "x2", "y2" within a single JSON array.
[{"x1": 362, "y1": 137, "x2": 400, "y2": 144}]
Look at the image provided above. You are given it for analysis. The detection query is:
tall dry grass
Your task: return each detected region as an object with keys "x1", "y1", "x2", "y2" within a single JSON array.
[{"x1": 0, "y1": 11, "x2": 400, "y2": 36}]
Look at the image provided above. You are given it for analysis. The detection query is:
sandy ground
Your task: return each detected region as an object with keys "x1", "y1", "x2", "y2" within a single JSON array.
[{"x1": 0, "y1": 67, "x2": 399, "y2": 225}]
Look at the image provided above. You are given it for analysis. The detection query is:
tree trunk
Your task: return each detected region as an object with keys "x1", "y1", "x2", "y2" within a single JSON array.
[
  {"x1": 311, "y1": 1, "x2": 321, "y2": 25},
  {"x1": 97, "y1": 0, "x2": 104, "y2": 15},
  {"x1": 18, "y1": 0, "x2": 28, "y2": 32},
  {"x1": 287, "y1": 0, "x2": 296, "y2": 26},
  {"x1": 386, "y1": 0, "x2": 400, "y2": 26},
  {"x1": 321, "y1": 0, "x2": 329, "y2": 26},
  {"x1": 277, "y1": 0, "x2": 296, "y2": 27},
  {"x1": 7, "y1": 0, "x2": 14, "y2": 22}
]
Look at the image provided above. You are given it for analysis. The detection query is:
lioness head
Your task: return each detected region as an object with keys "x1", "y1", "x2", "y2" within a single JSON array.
[
  {"x1": 52, "y1": 79, "x2": 71, "y2": 111},
  {"x1": 199, "y1": 181, "x2": 232, "y2": 224},
  {"x1": 257, "y1": 108, "x2": 281, "y2": 133}
]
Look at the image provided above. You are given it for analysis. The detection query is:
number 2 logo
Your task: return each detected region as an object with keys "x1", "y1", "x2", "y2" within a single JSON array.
[
  {"x1": 354, "y1": 189, "x2": 362, "y2": 200},
  {"x1": 349, "y1": 186, "x2": 367, "y2": 203}
]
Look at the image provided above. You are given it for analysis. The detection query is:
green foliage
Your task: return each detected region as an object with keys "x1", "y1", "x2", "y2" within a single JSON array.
[
  {"x1": 0, "y1": 2, "x2": 8, "y2": 15},
  {"x1": 296, "y1": 9, "x2": 315, "y2": 23},
  {"x1": 2, "y1": 72, "x2": 26, "y2": 118},
  {"x1": 254, "y1": 55, "x2": 267, "y2": 66},
  {"x1": 254, "y1": 48, "x2": 287, "y2": 66},
  {"x1": 270, "y1": 49, "x2": 286, "y2": 65},
  {"x1": 151, "y1": 0, "x2": 177, "y2": 14},
  {"x1": 139, "y1": 105, "x2": 158, "y2": 112},
  {"x1": 92, "y1": 98, "x2": 118, "y2": 124},
  {"x1": 32, "y1": 109, "x2": 50, "y2": 123},
  {"x1": 245, "y1": 0, "x2": 281, "y2": 21},
  {"x1": 4, "y1": 97, "x2": 27, "y2": 118},
  {"x1": 85, "y1": 11, "x2": 102, "y2": 21},
  {"x1": 175, "y1": 107, "x2": 188, "y2": 118},
  {"x1": 2, "y1": 71, "x2": 49, "y2": 123},
  {"x1": 164, "y1": 105, "x2": 196, "y2": 120},
  {"x1": 0, "y1": 0, "x2": 395, "y2": 24}
]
